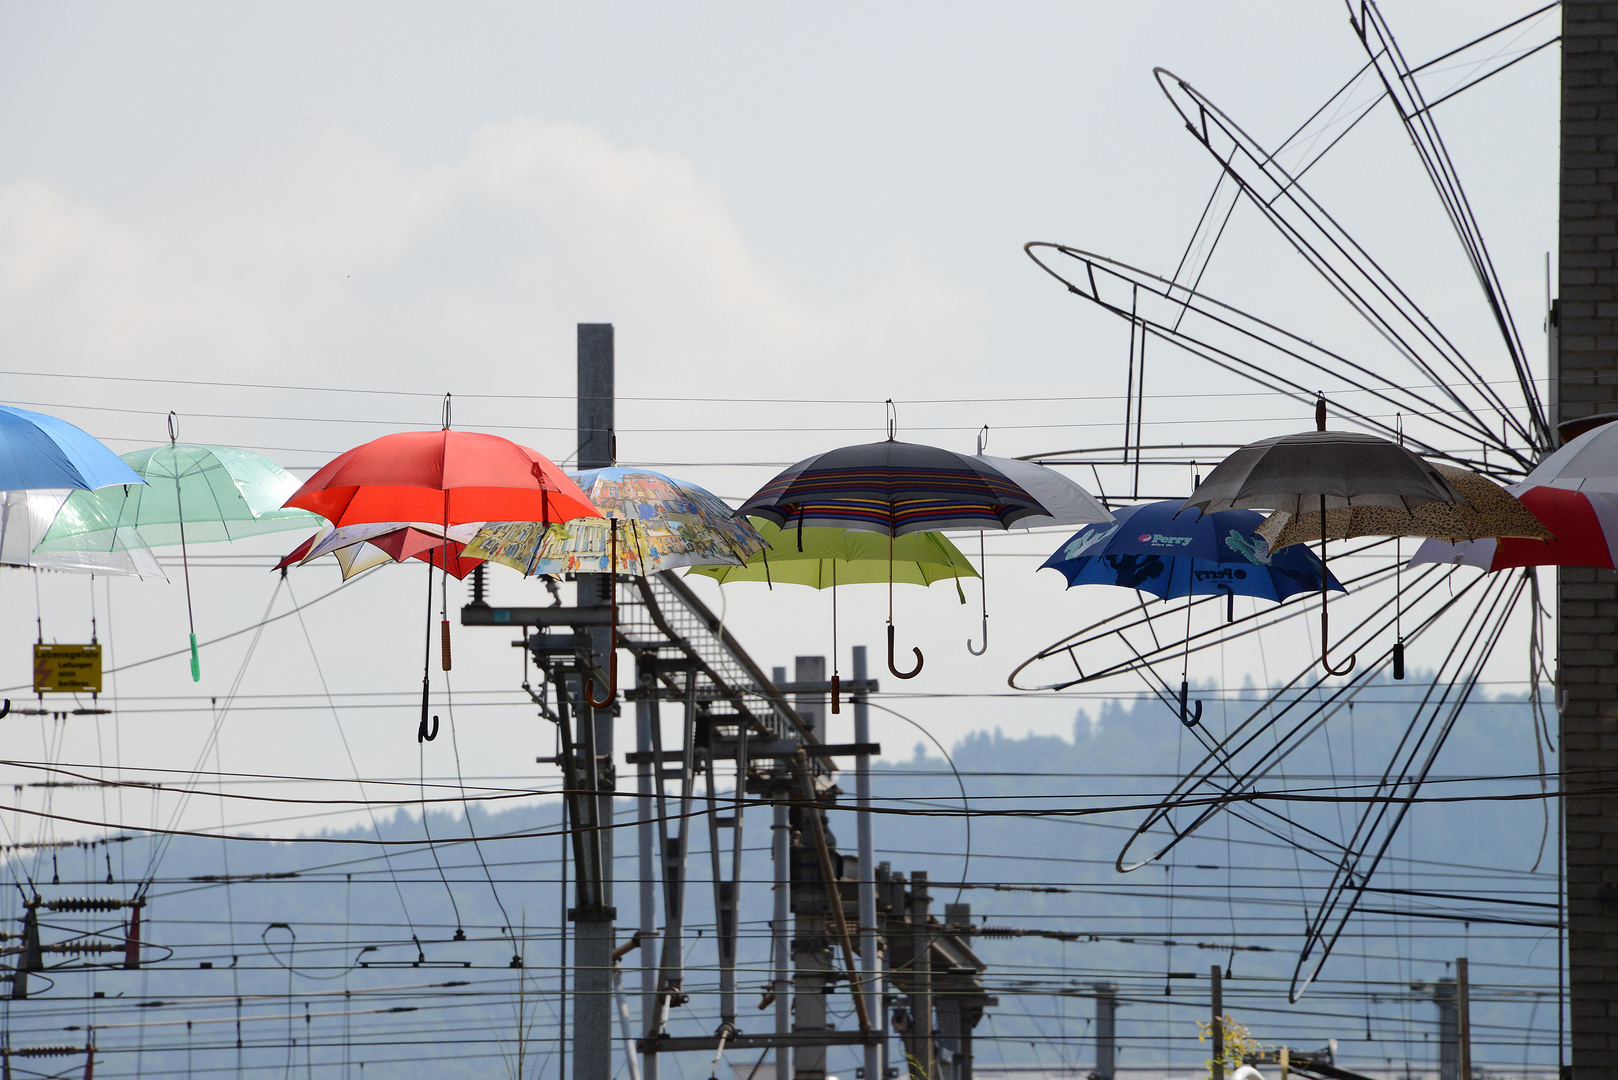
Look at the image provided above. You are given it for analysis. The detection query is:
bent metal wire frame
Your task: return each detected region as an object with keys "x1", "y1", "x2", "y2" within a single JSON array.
[{"x1": 1012, "y1": 0, "x2": 1561, "y2": 1002}]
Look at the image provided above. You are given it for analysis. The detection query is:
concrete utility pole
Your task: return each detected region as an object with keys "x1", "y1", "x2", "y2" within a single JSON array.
[
  {"x1": 1210, "y1": 965, "x2": 1223, "y2": 1080},
  {"x1": 1455, "y1": 958, "x2": 1471, "y2": 1080},
  {"x1": 1430, "y1": 978, "x2": 1459, "y2": 1080},
  {"x1": 1091, "y1": 983, "x2": 1116, "y2": 1080},
  {"x1": 854, "y1": 646, "x2": 882, "y2": 1080},
  {"x1": 1557, "y1": 7, "x2": 1618, "y2": 1075},
  {"x1": 575, "y1": 323, "x2": 616, "y2": 1080}
]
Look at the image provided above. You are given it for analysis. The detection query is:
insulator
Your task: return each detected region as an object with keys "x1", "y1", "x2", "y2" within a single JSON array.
[
  {"x1": 42, "y1": 942, "x2": 123, "y2": 955},
  {"x1": 44, "y1": 898, "x2": 127, "y2": 912},
  {"x1": 8, "y1": 1045, "x2": 83, "y2": 1057}
]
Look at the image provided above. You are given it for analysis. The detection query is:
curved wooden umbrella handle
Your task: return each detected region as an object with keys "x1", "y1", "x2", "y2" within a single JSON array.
[
  {"x1": 888, "y1": 624, "x2": 923, "y2": 680},
  {"x1": 585, "y1": 653, "x2": 617, "y2": 710}
]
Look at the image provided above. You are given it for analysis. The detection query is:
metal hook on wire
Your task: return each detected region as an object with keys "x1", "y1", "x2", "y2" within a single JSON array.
[
  {"x1": 885, "y1": 399, "x2": 897, "y2": 441},
  {"x1": 166, "y1": 411, "x2": 178, "y2": 445},
  {"x1": 441, "y1": 393, "x2": 452, "y2": 430}
]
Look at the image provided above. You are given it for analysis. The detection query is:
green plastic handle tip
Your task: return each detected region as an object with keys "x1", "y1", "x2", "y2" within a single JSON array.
[{"x1": 189, "y1": 633, "x2": 201, "y2": 682}]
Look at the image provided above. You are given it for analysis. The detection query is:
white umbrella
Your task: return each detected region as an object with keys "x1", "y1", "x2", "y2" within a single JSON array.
[
  {"x1": 972, "y1": 453, "x2": 1114, "y2": 530},
  {"x1": 0, "y1": 489, "x2": 163, "y2": 579},
  {"x1": 964, "y1": 432, "x2": 1115, "y2": 654},
  {"x1": 1520, "y1": 419, "x2": 1618, "y2": 492}
]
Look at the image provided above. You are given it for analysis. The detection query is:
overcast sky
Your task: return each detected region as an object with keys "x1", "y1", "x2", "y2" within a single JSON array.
[{"x1": 0, "y1": 2, "x2": 1559, "y2": 840}]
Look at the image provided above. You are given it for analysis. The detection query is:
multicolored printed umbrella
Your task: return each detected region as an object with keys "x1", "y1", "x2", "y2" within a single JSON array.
[
  {"x1": 465, "y1": 467, "x2": 760, "y2": 575},
  {"x1": 738, "y1": 430, "x2": 1048, "y2": 679}
]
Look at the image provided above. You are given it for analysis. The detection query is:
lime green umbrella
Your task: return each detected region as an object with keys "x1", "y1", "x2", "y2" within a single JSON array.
[
  {"x1": 689, "y1": 519, "x2": 977, "y2": 591},
  {"x1": 688, "y1": 519, "x2": 975, "y2": 710},
  {"x1": 40, "y1": 419, "x2": 319, "y2": 680}
]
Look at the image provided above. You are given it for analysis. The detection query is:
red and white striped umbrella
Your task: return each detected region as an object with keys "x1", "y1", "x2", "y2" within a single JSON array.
[{"x1": 1409, "y1": 484, "x2": 1618, "y2": 571}]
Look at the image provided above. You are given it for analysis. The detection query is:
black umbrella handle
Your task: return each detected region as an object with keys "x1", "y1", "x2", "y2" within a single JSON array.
[
  {"x1": 888, "y1": 624, "x2": 923, "y2": 680},
  {"x1": 1178, "y1": 679, "x2": 1203, "y2": 728},
  {"x1": 1317, "y1": 500, "x2": 1356, "y2": 677},
  {"x1": 418, "y1": 675, "x2": 439, "y2": 743}
]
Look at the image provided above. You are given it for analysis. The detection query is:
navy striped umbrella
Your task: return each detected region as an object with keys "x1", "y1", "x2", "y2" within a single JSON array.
[
  {"x1": 739, "y1": 439, "x2": 1048, "y2": 536},
  {"x1": 738, "y1": 435, "x2": 1048, "y2": 679}
]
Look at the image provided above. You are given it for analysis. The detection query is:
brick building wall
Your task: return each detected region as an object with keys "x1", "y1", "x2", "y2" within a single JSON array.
[{"x1": 1560, "y1": 4, "x2": 1618, "y2": 1075}]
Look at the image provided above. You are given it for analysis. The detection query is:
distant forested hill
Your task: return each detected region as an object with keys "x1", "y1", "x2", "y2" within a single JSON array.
[{"x1": 0, "y1": 677, "x2": 1558, "y2": 1079}]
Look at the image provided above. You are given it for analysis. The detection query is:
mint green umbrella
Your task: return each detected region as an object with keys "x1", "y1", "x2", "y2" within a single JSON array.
[{"x1": 40, "y1": 418, "x2": 319, "y2": 680}]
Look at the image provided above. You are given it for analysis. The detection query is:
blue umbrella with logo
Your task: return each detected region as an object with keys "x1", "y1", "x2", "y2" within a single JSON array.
[{"x1": 1041, "y1": 501, "x2": 1344, "y2": 723}]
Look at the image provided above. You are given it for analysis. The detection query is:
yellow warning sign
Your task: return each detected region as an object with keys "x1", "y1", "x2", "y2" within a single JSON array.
[{"x1": 33, "y1": 644, "x2": 102, "y2": 694}]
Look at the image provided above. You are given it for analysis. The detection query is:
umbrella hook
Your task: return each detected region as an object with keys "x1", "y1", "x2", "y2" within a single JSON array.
[
  {"x1": 418, "y1": 683, "x2": 439, "y2": 743},
  {"x1": 967, "y1": 530, "x2": 988, "y2": 656},
  {"x1": 967, "y1": 615, "x2": 988, "y2": 656},
  {"x1": 1177, "y1": 679, "x2": 1203, "y2": 728},
  {"x1": 888, "y1": 624, "x2": 923, "y2": 680},
  {"x1": 1317, "y1": 494, "x2": 1356, "y2": 677},
  {"x1": 585, "y1": 521, "x2": 619, "y2": 710},
  {"x1": 886, "y1": 527, "x2": 922, "y2": 678}
]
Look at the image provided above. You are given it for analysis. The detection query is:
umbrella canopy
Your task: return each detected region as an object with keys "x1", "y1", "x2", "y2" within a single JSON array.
[
  {"x1": 688, "y1": 519, "x2": 978, "y2": 590},
  {"x1": 286, "y1": 421, "x2": 602, "y2": 739},
  {"x1": 0, "y1": 404, "x2": 142, "y2": 491},
  {"x1": 1186, "y1": 409, "x2": 1467, "y2": 676},
  {"x1": 1410, "y1": 485, "x2": 1618, "y2": 571},
  {"x1": 0, "y1": 490, "x2": 162, "y2": 578},
  {"x1": 39, "y1": 440, "x2": 320, "y2": 682},
  {"x1": 972, "y1": 453, "x2": 1113, "y2": 530},
  {"x1": 1185, "y1": 431, "x2": 1463, "y2": 515},
  {"x1": 466, "y1": 467, "x2": 761, "y2": 575},
  {"x1": 1041, "y1": 502, "x2": 1343, "y2": 603},
  {"x1": 279, "y1": 522, "x2": 485, "y2": 580},
  {"x1": 284, "y1": 430, "x2": 597, "y2": 528},
  {"x1": 42, "y1": 444, "x2": 317, "y2": 549},
  {"x1": 1256, "y1": 464, "x2": 1550, "y2": 549},
  {"x1": 1517, "y1": 420, "x2": 1618, "y2": 493},
  {"x1": 739, "y1": 438, "x2": 1049, "y2": 535},
  {"x1": 738, "y1": 434, "x2": 1049, "y2": 678}
]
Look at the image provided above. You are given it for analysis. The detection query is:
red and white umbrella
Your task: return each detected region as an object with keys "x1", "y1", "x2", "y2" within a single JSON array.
[{"x1": 1409, "y1": 484, "x2": 1618, "y2": 571}]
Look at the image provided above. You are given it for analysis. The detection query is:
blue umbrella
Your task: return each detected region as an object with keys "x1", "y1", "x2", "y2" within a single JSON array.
[
  {"x1": 0, "y1": 405, "x2": 142, "y2": 491},
  {"x1": 1041, "y1": 501, "x2": 1344, "y2": 724},
  {"x1": 1041, "y1": 501, "x2": 1344, "y2": 604}
]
